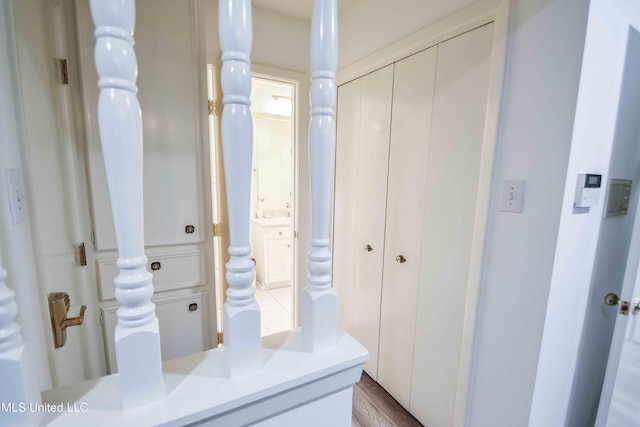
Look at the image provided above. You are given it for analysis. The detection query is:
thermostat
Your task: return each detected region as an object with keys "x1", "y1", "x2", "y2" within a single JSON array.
[{"x1": 574, "y1": 174, "x2": 601, "y2": 208}]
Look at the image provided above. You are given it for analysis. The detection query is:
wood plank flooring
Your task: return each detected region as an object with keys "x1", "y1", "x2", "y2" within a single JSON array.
[{"x1": 352, "y1": 372, "x2": 423, "y2": 427}]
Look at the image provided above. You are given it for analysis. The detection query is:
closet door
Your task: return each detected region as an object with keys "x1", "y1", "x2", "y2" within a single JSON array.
[
  {"x1": 75, "y1": 0, "x2": 213, "y2": 368},
  {"x1": 334, "y1": 65, "x2": 394, "y2": 379},
  {"x1": 334, "y1": 79, "x2": 362, "y2": 334},
  {"x1": 377, "y1": 47, "x2": 437, "y2": 408},
  {"x1": 81, "y1": 0, "x2": 207, "y2": 250},
  {"x1": 410, "y1": 23, "x2": 494, "y2": 427}
]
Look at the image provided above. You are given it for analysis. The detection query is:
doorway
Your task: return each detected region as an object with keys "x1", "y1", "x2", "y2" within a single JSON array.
[
  {"x1": 250, "y1": 76, "x2": 296, "y2": 336},
  {"x1": 209, "y1": 69, "x2": 299, "y2": 339}
]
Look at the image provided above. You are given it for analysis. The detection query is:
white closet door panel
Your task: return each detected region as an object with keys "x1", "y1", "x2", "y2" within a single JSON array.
[
  {"x1": 410, "y1": 23, "x2": 494, "y2": 426},
  {"x1": 136, "y1": 0, "x2": 203, "y2": 246},
  {"x1": 83, "y1": 0, "x2": 205, "y2": 250},
  {"x1": 101, "y1": 291, "x2": 208, "y2": 373},
  {"x1": 352, "y1": 65, "x2": 394, "y2": 379},
  {"x1": 377, "y1": 47, "x2": 437, "y2": 408},
  {"x1": 334, "y1": 78, "x2": 362, "y2": 334}
]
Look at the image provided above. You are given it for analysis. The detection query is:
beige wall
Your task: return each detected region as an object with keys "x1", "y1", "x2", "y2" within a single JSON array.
[{"x1": 204, "y1": 0, "x2": 310, "y2": 73}]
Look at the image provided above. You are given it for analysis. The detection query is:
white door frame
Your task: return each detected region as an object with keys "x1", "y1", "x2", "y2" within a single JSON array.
[
  {"x1": 11, "y1": 0, "x2": 106, "y2": 387},
  {"x1": 251, "y1": 65, "x2": 303, "y2": 328},
  {"x1": 50, "y1": 0, "x2": 106, "y2": 383},
  {"x1": 209, "y1": 62, "x2": 308, "y2": 331}
]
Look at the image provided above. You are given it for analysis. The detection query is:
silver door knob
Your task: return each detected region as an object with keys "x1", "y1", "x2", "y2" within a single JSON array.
[
  {"x1": 364, "y1": 244, "x2": 373, "y2": 252},
  {"x1": 604, "y1": 293, "x2": 619, "y2": 306},
  {"x1": 396, "y1": 255, "x2": 406, "y2": 263}
]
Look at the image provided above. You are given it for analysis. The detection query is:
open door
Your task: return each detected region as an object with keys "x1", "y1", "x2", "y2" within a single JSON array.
[
  {"x1": 598, "y1": 258, "x2": 640, "y2": 426},
  {"x1": 594, "y1": 25, "x2": 640, "y2": 426},
  {"x1": 208, "y1": 55, "x2": 230, "y2": 341}
]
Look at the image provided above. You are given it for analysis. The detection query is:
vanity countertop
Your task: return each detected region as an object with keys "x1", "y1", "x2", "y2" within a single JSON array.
[{"x1": 251, "y1": 217, "x2": 292, "y2": 227}]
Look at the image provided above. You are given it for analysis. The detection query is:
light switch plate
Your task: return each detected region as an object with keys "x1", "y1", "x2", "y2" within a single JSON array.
[
  {"x1": 5, "y1": 169, "x2": 28, "y2": 224},
  {"x1": 501, "y1": 180, "x2": 524, "y2": 213}
]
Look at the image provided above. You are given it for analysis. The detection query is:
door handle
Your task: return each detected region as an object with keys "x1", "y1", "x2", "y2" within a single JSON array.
[
  {"x1": 396, "y1": 255, "x2": 407, "y2": 263},
  {"x1": 604, "y1": 292, "x2": 631, "y2": 316},
  {"x1": 604, "y1": 293, "x2": 619, "y2": 306},
  {"x1": 48, "y1": 292, "x2": 87, "y2": 348}
]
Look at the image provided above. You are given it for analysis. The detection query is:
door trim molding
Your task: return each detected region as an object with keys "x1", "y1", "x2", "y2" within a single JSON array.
[
  {"x1": 454, "y1": 2, "x2": 510, "y2": 426},
  {"x1": 252, "y1": 63, "x2": 308, "y2": 329}
]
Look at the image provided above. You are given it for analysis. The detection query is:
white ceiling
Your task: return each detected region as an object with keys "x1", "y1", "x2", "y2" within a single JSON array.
[{"x1": 252, "y1": 0, "x2": 363, "y2": 21}]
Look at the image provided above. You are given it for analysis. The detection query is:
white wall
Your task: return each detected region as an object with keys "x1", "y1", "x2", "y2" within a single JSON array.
[
  {"x1": 204, "y1": 0, "x2": 310, "y2": 73},
  {"x1": 338, "y1": 0, "x2": 475, "y2": 68},
  {"x1": 465, "y1": 0, "x2": 589, "y2": 425},
  {"x1": 0, "y1": 0, "x2": 51, "y2": 391},
  {"x1": 530, "y1": 1, "x2": 640, "y2": 425}
]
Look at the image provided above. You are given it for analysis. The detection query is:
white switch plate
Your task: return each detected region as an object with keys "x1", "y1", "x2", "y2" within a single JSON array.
[
  {"x1": 501, "y1": 180, "x2": 524, "y2": 213},
  {"x1": 5, "y1": 169, "x2": 28, "y2": 224}
]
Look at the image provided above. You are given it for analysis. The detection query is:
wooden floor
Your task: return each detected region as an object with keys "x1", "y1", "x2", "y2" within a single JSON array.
[{"x1": 352, "y1": 372, "x2": 423, "y2": 427}]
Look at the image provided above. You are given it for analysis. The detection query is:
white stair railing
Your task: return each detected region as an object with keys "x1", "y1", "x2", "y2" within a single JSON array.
[
  {"x1": 2, "y1": 0, "x2": 368, "y2": 424},
  {"x1": 0, "y1": 247, "x2": 40, "y2": 427},
  {"x1": 302, "y1": 0, "x2": 339, "y2": 352},
  {"x1": 89, "y1": 0, "x2": 164, "y2": 409},
  {"x1": 218, "y1": 0, "x2": 262, "y2": 376}
]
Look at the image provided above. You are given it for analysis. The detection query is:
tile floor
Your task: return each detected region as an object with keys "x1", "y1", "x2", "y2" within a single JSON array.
[{"x1": 254, "y1": 285, "x2": 293, "y2": 336}]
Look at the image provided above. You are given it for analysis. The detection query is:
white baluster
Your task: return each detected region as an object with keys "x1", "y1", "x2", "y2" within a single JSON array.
[
  {"x1": 302, "y1": 0, "x2": 338, "y2": 352},
  {"x1": 89, "y1": 0, "x2": 164, "y2": 409},
  {"x1": 0, "y1": 247, "x2": 41, "y2": 426},
  {"x1": 219, "y1": 0, "x2": 261, "y2": 375}
]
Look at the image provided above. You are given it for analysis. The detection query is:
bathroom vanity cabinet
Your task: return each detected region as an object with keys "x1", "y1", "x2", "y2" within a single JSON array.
[{"x1": 251, "y1": 218, "x2": 293, "y2": 289}]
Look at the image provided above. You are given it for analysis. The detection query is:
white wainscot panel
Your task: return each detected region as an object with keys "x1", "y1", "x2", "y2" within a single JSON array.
[
  {"x1": 101, "y1": 290, "x2": 209, "y2": 374},
  {"x1": 95, "y1": 246, "x2": 206, "y2": 301}
]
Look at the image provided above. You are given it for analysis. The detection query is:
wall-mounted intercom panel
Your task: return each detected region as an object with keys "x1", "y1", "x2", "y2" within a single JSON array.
[
  {"x1": 574, "y1": 174, "x2": 602, "y2": 208},
  {"x1": 604, "y1": 179, "x2": 632, "y2": 217}
]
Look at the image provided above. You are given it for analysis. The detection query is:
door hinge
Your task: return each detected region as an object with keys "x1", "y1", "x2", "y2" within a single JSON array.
[
  {"x1": 90, "y1": 230, "x2": 95, "y2": 244},
  {"x1": 213, "y1": 223, "x2": 221, "y2": 237},
  {"x1": 294, "y1": 231, "x2": 299, "y2": 239},
  {"x1": 78, "y1": 243, "x2": 87, "y2": 266},
  {"x1": 99, "y1": 311, "x2": 104, "y2": 326},
  {"x1": 56, "y1": 58, "x2": 69, "y2": 84},
  {"x1": 208, "y1": 99, "x2": 215, "y2": 116},
  {"x1": 217, "y1": 331, "x2": 224, "y2": 345}
]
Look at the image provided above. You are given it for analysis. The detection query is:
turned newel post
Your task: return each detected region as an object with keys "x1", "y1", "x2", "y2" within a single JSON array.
[
  {"x1": 0, "y1": 244, "x2": 41, "y2": 426},
  {"x1": 219, "y1": 0, "x2": 261, "y2": 375},
  {"x1": 302, "y1": 0, "x2": 338, "y2": 352},
  {"x1": 89, "y1": 0, "x2": 164, "y2": 408}
]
